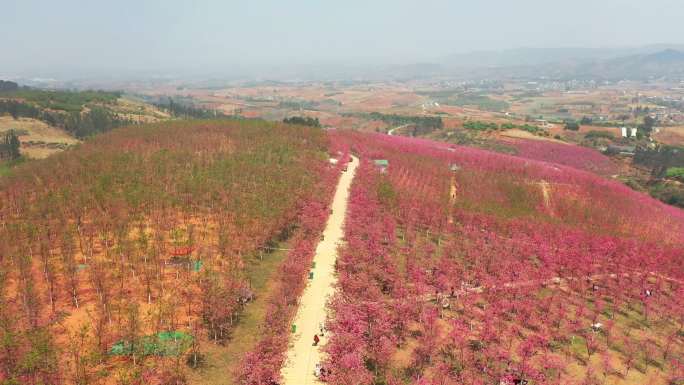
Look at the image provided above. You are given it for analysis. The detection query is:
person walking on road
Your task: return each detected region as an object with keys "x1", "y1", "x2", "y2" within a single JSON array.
[{"x1": 313, "y1": 334, "x2": 320, "y2": 346}]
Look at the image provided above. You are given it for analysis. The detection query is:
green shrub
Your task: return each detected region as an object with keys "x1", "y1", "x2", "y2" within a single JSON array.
[
  {"x1": 463, "y1": 120, "x2": 499, "y2": 131},
  {"x1": 564, "y1": 120, "x2": 580, "y2": 131},
  {"x1": 665, "y1": 167, "x2": 684, "y2": 180},
  {"x1": 585, "y1": 130, "x2": 615, "y2": 140},
  {"x1": 283, "y1": 116, "x2": 321, "y2": 127}
]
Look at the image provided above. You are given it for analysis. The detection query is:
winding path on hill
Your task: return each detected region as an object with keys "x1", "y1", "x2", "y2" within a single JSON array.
[
  {"x1": 281, "y1": 155, "x2": 359, "y2": 385},
  {"x1": 387, "y1": 124, "x2": 410, "y2": 136}
]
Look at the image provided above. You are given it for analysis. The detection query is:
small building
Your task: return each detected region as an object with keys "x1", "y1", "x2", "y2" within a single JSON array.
[
  {"x1": 535, "y1": 119, "x2": 550, "y2": 128},
  {"x1": 630, "y1": 128, "x2": 637, "y2": 137},
  {"x1": 621, "y1": 127, "x2": 628, "y2": 137},
  {"x1": 373, "y1": 159, "x2": 389, "y2": 173}
]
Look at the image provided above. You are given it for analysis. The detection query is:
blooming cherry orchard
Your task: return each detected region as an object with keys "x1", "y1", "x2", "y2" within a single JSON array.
[{"x1": 322, "y1": 131, "x2": 684, "y2": 385}]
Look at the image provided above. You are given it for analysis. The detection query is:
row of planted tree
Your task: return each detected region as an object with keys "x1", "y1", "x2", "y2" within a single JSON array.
[
  {"x1": 321, "y1": 132, "x2": 683, "y2": 385},
  {"x1": 235, "y1": 151, "x2": 349, "y2": 385},
  {"x1": 0, "y1": 120, "x2": 333, "y2": 384}
]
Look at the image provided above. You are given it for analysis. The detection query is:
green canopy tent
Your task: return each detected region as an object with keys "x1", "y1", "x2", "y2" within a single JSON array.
[{"x1": 110, "y1": 331, "x2": 193, "y2": 357}]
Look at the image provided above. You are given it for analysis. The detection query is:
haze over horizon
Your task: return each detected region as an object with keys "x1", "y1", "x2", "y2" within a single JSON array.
[{"x1": 3, "y1": 0, "x2": 684, "y2": 78}]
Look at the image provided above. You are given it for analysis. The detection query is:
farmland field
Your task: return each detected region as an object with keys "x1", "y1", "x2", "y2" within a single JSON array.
[
  {"x1": 653, "y1": 126, "x2": 684, "y2": 146},
  {"x1": 0, "y1": 116, "x2": 79, "y2": 158}
]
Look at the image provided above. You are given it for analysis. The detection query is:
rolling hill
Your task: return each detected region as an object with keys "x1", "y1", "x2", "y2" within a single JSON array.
[
  {"x1": 0, "y1": 119, "x2": 337, "y2": 385},
  {"x1": 1, "y1": 118, "x2": 682, "y2": 384}
]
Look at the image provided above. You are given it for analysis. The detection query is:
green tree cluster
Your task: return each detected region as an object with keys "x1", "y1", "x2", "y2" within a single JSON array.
[
  {"x1": 564, "y1": 120, "x2": 580, "y2": 131},
  {"x1": 0, "y1": 80, "x2": 19, "y2": 92},
  {"x1": 0, "y1": 95, "x2": 132, "y2": 138},
  {"x1": 638, "y1": 116, "x2": 656, "y2": 135},
  {"x1": 0, "y1": 130, "x2": 21, "y2": 160},
  {"x1": 464, "y1": 120, "x2": 499, "y2": 131},
  {"x1": 154, "y1": 97, "x2": 224, "y2": 119},
  {"x1": 283, "y1": 116, "x2": 321, "y2": 127}
]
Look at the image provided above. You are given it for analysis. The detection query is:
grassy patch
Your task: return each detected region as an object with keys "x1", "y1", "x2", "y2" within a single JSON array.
[
  {"x1": 568, "y1": 335, "x2": 588, "y2": 363},
  {"x1": 0, "y1": 162, "x2": 10, "y2": 177},
  {"x1": 417, "y1": 92, "x2": 510, "y2": 112},
  {"x1": 0, "y1": 157, "x2": 26, "y2": 177},
  {"x1": 186, "y1": 243, "x2": 291, "y2": 385},
  {"x1": 2, "y1": 89, "x2": 121, "y2": 112}
]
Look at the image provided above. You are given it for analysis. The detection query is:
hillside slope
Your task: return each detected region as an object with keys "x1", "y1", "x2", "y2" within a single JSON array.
[
  {"x1": 0, "y1": 85, "x2": 170, "y2": 152},
  {"x1": 323, "y1": 132, "x2": 684, "y2": 385},
  {"x1": 0, "y1": 120, "x2": 335, "y2": 384},
  {"x1": 0, "y1": 116, "x2": 79, "y2": 158}
]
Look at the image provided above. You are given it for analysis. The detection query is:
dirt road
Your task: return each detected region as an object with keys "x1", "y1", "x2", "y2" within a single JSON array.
[
  {"x1": 281, "y1": 155, "x2": 359, "y2": 385},
  {"x1": 388, "y1": 124, "x2": 410, "y2": 136}
]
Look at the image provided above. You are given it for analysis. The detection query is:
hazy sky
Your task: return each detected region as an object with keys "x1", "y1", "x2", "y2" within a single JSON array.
[{"x1": 2, "y1": 0, "x2": 684, "y2": 76}]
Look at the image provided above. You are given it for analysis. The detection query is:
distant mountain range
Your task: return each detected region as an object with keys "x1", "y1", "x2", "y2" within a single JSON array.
[
  {"x1": 437, "y1": 45, "x2": 684, "y2": 80},
  {"x1": 577, "y1": 49, "x2": 684, "y2": 80},
  {"x1": 9, "y1": 45, "x2": 684, "y2": 86},
  {"x1": 442, "y1": 45, "x2": 684, "y2": 67},
  {"x1": 314, "y1": 45, "x2": 684, "y2": 82}
]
